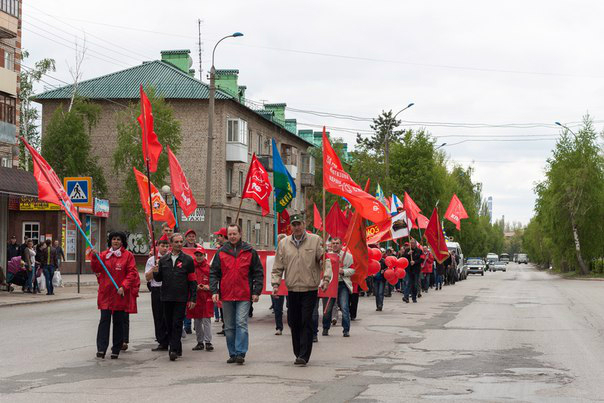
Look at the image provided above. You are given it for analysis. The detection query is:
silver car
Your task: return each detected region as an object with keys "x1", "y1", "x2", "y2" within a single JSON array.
[
  {"x1": 490, "y1": 261, "x2": 507, "y2": 272},
  {"x1": 466, "y1": 258, "x2": 485, "y2": 276}
]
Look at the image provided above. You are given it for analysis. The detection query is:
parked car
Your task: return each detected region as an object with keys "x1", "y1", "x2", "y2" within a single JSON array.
[
  {"x1": 466, "y1": 257, "x2": 486, "y2": 276},
  {"x1": 447, "y1": 241, "x2": 467, "y2": 280},
  {"x1": 517, "y1": 253, "x2": 528, "y2": 264},
  {"x1": 486, "y1": 253, "x2": 498, "y2": 270},
  {"x1": 500, "y1": 253, "x2": 510, "y2": 264},
  {"x1": 490, "y1": 261, "x2": 507, "y2": 272}
]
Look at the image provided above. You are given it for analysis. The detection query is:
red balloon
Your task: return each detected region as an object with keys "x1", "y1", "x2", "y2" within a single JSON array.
[
  {"x1": 395, "y1": 268, "x2": 406, "y2": 279},
  {"x1": 368, "y1": 259, "x2": 381, "y2": 275},
  {"x1": 396, "y1": 257, "x2": 409, "y2": 270},
  {"x1": 383, "y1": 268, "x2": 395, "y2": 281},
  {"x1": 368, "y1": 247, "x2": 382, "y2": 261},
  {"x1": 385, "y1": 256, "x2": 397, "y2": 268},
  {"x1": 387, "y1": 276, "x2": 399, "y2": 285}
]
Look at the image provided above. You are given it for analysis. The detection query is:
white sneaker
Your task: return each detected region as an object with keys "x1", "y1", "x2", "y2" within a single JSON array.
[{"x1": 181, "y1": 329, "x2": 186, "y2": 339}]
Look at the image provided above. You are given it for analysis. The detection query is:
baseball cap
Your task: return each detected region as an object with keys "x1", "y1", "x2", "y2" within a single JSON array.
[
  {"x1": 290, "y1": 213, "x2": 305, "y2": 224},
  {"x1": 213, "y1": 227, "x2": 227, "y2": 237},
  {"x1": 184, "y1": 229, "x2": 196, "y2": 237},
  {"x1": 194, "y1": 246, "x2": 206, "y2": 255}
]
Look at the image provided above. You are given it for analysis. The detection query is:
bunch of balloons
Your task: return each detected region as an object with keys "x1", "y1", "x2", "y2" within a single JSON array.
[{"x1": 367, "y1": 247, "x2": 409, "y2": 285}]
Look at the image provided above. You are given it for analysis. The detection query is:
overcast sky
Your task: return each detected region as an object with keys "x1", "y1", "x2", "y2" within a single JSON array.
[{"x1": 23, "y1": 0, "x2": 604, "y2": 225}]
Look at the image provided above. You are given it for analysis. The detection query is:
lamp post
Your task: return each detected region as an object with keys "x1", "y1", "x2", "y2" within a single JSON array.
[
  {"x1": 555, "y1": 121, "x2": 578, "y2": 139},
  {"x1": 385, "y1": 102, "x2": 414, "y2": 178},
  {"x1": 205, "y1": 32, "x2": 243, "y2": 240},
  {"x1": 161, "y1": 185, "x2": 179, "y2": 233},
  {"x1": 435, "y1": 142, "x2": 447, "y2": 150}
]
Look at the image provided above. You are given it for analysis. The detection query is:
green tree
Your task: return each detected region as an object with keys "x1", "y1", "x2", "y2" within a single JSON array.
[
  {"x1": 42, "y1": 98, "x2": 107, "y2": 197},
  {"x1": 112, "y1": 88, "x2": 181, "y2": 232},
  {"x1": 19, "y1": 50, "x2": 55, "y2": 170},
  {"x1": 355, "y1": 110, "x2": 403, "y2": 156}
]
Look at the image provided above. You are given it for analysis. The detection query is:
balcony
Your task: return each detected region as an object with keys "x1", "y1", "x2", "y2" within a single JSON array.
[
  {"x1": 256, "y1": 155, "x2": 273, "y2": 172},
  {"x1": 226, "y1": 142, "x2": 248, "y2": 163},
  {"x1": 285, "y1": 164, "x2": 297, "y2": 179},
  {"x1": 0, "y1": 12, "x2": 18, "y2": 39},
  {"x1": 301, "y1": 172, "x2": 315, "y2": 187}
]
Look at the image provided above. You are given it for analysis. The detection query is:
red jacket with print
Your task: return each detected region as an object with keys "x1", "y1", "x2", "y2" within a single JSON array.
[
  {"x1": 91, "y1": 247, "x2": 140, "y2": 312},
  {"x1": 209, "y1": 241, "x2": 264, "y2": 301}
]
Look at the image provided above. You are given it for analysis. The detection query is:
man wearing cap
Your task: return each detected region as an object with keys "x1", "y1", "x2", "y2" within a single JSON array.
[
  {"x1": 183, "y1": 229, "x2": 200, "y2": 248},
  {"x1": 272, "y1": 214, "x2": 331, "y2": 366},
  {"x1": 213, "y1": 227, "x2": 227, "y2": 248},
  {"x1": 210, "y1": 224, "x2": 264, "y2": 365}
]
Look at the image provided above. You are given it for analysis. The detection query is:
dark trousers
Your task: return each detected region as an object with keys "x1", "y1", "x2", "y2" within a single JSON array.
[
  {"x1": 163, "y1": 301, "x2": 187, "y2": 355},
  {"x1": 42, "y1": 265, "x2": 54, "y2": 294},
  {"x1": 374, "y1": 279, "x2": 385, "y2": 308},
  {"x1": 123, "y1": 313, "x2": 130, "y2": 343},
  {"x1": 287, "y1": 290, "x2": 317, "y2": 363},
  {"x1": 349, "y1": 292, "x2": 359, "y2": 320},
  {"x1": 151, "y1": 287, "x2": 168, "y2": 345},
  {"x1": 406, "y1": 270, "x2": 419, "y2": 301},
  {"x1": 272, "y1": 295, "x2": 285, "y2": 331},
  {"x1": 96, "y1": 309, "x2": 126, "y2": 355}
]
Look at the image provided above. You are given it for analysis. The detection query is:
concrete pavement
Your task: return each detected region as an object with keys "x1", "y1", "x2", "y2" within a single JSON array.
[{"x1": 1, "y1": 263, "x2": 604, "y2": 402}]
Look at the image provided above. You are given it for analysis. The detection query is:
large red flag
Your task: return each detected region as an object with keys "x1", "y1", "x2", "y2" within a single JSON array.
[
  {"x1": 323, "y1": 129, "x2": 389, "y2": 224},
  {"x1": 345, "y1": 211, "x2": 369, "y2": 290},
  {"x1": 21, "y1": 138, "x2": 82, "y2": 226},
  {"x1": 417, "y1": 213, "x2": 430, "y2": 230},
  {"x1": 424, "y1": 208, "x2": 449, "y2": 263},
  {"x1": 278, "y1": 209, "x2": 291, "y2": 235},
  {"x1": 313, "y1": 203, "x2": 323, "y2": 231},
  {"x1": 403, "y1": 192, "x2": 421, "y2": 228},
  {"x1": 133, "y1": 167, "x2": 176, "y2": 228},
  {"x1": 138, "y1": 85, "x2": 163, "y2": 172},
  {"x1": 325, "y1": 202, "x2": 349, "y2": 240},
  {"x1": 242, "y1": 154, "x2": 272, "y2": 216},
  {"x1": 444, "y1": 194, "x2": 469, "y2": 230},
  {"x1": 167, "y1": 146, "x2": 197, "y2": 217}
]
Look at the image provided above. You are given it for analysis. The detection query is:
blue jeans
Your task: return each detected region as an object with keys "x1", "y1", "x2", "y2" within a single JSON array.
[
  {"x1": 435, "y1": 274, "x2": 443, "y2": 287},
  {"x1": 323, "y1": 282, "x2": 351, "y2": 333},
  {"x1": 43, "y1": 265, "x2": 55, "y2": 294},
  {"x1": 374, "y1": 278, "x2": 385, "y2": 308},
  {"x1": 222, "y1": 300, "x2": 251, "y2": 357},
  {"x1": 272, "y1": 295, "x2": 285, "y2": 331},
  {"x1": 403, "y1": 276, "x2": 410, "y2": 299},
  {"x1": 184, "y1": 317, "x2": 192, "y2": 331}
]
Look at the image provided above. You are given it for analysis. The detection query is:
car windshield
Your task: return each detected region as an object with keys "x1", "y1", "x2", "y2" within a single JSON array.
[{"x1": 467, "y1": 259, "x2": 483, "y2": 264}]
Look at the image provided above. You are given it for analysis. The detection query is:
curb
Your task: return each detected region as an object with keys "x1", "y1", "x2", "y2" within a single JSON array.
[{"x1": 0, "y1": 295, "x2": 85, "y2": 308}]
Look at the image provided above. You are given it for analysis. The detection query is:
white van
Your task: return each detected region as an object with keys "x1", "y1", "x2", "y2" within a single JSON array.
[{"x1": 446, "y1": 241, "x2": 466, "y2": 280}]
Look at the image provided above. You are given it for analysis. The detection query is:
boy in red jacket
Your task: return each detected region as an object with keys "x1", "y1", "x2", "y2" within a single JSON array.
[{"x1": 188, "y1": 247, "x2": 214, "y2": 351}]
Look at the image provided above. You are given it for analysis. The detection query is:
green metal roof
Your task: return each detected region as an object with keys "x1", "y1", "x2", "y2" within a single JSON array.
[{"x1": 33, "y1": 60, "x2": 232, "y2": 100}]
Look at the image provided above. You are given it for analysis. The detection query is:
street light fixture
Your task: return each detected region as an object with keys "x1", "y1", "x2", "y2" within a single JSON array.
[
  {"x1": 435, "y1": 142, "x2": 447, "y2": 150},
  {"x1": 555, "y1": 121, "x2": 578, "y2": 138},
  {"x1": 385, "y1": 102, "x2": 414, "y2": 178},
  {"x1": 205, "y1": 32, "x2": 244, "y2": 240}
]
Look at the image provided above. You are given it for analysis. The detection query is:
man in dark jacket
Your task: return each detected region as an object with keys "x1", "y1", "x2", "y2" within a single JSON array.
[
  {"x1": 210, "y1": 224, "x2": 264, "y2": 365},
  {"x1": 401, "y1": 239, "x2": 423, "y2": 303},
  {"x1": 7, "y1": 236, "x2": 20, "y2": 263},
  {"x1": 153, "y1": 233, "x2": 197, "y2": 361},
  {"x1": 39, "y1": 239, "x2": 58, "y2": 295}
]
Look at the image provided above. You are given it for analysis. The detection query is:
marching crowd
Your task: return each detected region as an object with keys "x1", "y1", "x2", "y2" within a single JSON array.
[{"x1": 82, "y1": 214, "x2": 461, "y2": 366}]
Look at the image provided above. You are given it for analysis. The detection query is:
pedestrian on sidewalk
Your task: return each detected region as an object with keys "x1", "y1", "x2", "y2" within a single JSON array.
[
  {"x1": 145, "y1": 239, "x2": 169, "y2": 351},
  {"x1": 153, "y1": 233, "x2": 197, "y2": 361},
  {"x1": 7, "y1": 235, "x2": 19, "y2": 263},
  {"x1": 272, "y1": 214, "x2": 331, "y2": 366},
  {"x1": 53, "y1": 240, "x2": 65, "y2": 271},
  {"x1": 374, "y1": 256, "x2": 387, "y2": 311},
  {"x1": 188, "y1": 246, "x2": 214, "y2": 352},
  {"x1": 90, "y1": 231, "x2": 139, "y2": 360},
  {"x1": 21, "y1": 239, "x2": 35, "y2": 293},
  {"x1": 210, "y1": 224, "x2": 264, "y2": 365},
  {"x1": 40, "y1": 239, "x2": 58, "y2": 295}
]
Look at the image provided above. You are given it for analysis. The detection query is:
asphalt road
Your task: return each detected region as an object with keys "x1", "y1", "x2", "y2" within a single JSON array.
[{"x1": 1, "y1": 263, "x2": 604, "y2": 402}]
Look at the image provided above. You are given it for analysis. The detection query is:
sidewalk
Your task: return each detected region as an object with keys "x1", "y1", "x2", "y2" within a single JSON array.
[{"x1": 0, "y1": 272, "x2": 148, "y2": 308}]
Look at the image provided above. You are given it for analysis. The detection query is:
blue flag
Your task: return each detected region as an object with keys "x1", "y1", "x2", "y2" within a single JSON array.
[{"x1": 272, "y1": 139, "x2": 296, "y2": 213}]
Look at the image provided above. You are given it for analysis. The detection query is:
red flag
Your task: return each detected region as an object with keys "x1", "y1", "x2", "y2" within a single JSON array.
[
  {"x1": 20, "y1": 138, "x2": 82, "y2": 226},
  {"x1": 323, "y1": 128, "x2": 389, "y2": 224},
  {"x1": 417, "y1": 213, "x2": 430, "y2": 230},
  {"x1": 242, "y1": 154, "x2": 272, "y2": 216},
  {"x1": 278, "y1": 209, "x2": 291, "y2": 235},
  {"x1": 167, "y1": 146, "x2": 197, "y2": 217},
  {"x1": 366, "y1": 219, "x2": 393, "y2": 244},
  {"x1": 424, "y1": 208, "x2": 449, "y2": 263},
  {"x1": 133, "y1": 167, "x2": 176, "y2": 228},
  {"x1": 403, "y1": 192, "x2": 421, "y2": 228},
  {"x1": 325, "y1": 202, "x2": 350, "y2": 239},
  {"x1": 444, "y1": 194, "x2": 469, "y2": 230},
  {"x1": 313, "y1": 203, "x2": 323, "y2": 231},
  {"x1": 138, "y1": 85, "x2": 163, "y2": 172},
  {"x1": 345, "y1": 211, "x2": 369, "y2": 290}
]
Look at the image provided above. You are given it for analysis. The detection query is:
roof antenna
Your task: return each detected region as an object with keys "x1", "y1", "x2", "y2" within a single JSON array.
[{"x1": 197, "y1": 18, "x2": 204, "y2": 81}]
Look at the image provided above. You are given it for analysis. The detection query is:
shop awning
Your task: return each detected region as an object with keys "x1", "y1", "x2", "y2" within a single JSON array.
[{"x1": 0, "y1": 166, "x2": 38, "y2": 197}]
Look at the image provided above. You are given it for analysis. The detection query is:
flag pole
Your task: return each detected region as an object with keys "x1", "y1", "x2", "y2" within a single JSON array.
[
  {"x1": 274, "y1": 195, "x2": 278, "y2": 248},
  {"x1": 235, "y1": 195, "x2": 244, "y2": 224},
  {"x1": 140, "y1": 87, "x2": 157, "y2": 259},
  {"x1": 322, "y1": 187, "x2": 326, "y2": 275},
  {"x1": 60, "y1": 200, "x2": 119, "y2": 290}
]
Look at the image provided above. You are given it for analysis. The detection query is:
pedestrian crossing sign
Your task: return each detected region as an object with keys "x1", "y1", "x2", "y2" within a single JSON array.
[{"x1": 63, "y1": 177, "x2": 92, "y2": 209}]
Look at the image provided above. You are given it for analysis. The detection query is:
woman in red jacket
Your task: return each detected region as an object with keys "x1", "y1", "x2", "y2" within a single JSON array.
[
  {"x1": 91, "y1": 231, "x2": 139, "y2": 359},
  {"x1": 187, "y1": 247, "x2": 214, "y2": 351}
]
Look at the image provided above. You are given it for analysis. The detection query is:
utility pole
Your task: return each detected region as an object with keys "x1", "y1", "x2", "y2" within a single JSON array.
[
  {"x1": 197, "y1": 19, "x2": 203, "y2": 82},
  {"x1": 385, "y1": 103, "x2": 414, "y2": 178}
]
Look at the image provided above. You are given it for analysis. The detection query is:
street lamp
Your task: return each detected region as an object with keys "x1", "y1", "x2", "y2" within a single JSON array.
[
  {"x1": 205, "y1": 32, "x2": 244, "y2": 240},
  {"x1": 554, "y1": 121, "x2": 578, "y2": 138},
  {"x1": 385, "y1": 102, "x2": 414, "y2": 178},
  {"x1": 161, "y1": 185, "x2": 179, "y2": 232},
  {"x1": 435, "y1": 142, "x2": 447, "y2": 150}
]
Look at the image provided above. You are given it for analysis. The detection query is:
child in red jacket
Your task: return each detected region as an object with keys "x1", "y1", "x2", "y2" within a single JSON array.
[{"x1": 187, "y1": 247, "x2": 214, "y2": 351}]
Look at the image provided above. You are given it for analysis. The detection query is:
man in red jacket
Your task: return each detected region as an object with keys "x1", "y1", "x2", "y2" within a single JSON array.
[
  {"x1": 91, "y1": 231, "x2": 139, "y2": 359},
  {"x1": 210, "y1": 224, "x2": 264, "y2": 365}
]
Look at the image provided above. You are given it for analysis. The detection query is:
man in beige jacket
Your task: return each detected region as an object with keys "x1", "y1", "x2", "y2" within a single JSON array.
[{"x1": 272, "y1": 214, "x2": 331, "y2": 366}]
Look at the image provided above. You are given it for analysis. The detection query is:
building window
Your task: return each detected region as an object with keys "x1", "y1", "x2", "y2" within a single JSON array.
[
  {"x1": 23, "y1": 221, "x2": 40, "y2": 245},
  {"x1": 255, "y1": 222, "x2": 260, "y2": 245},
  {"x1": 226, "y1": 167, "x2": 233, "y2": 193},
  {"x1": 246, "y1": 219, "x2": 251, "y2": 241},
  {"x1": 265, "y1": 223, "x2": 270, "y2": 246},
  {"x1": 0, "y1": 0, "x2": 19, "y2": 18},
  {"x1": 227, "y1": 118, "x2": 248, "y2": 145},
  {"x1": 248, "y1": 130, "x2": 253, "y2": 153},
  {"x1": 239, "y1": 171, "x2": 244, "y2": 195},
  {"x1": 226, "y1": 216, "x2": 232, "y2": 225},
  {"x1": 301, "y1": 154, "x2": 315, "y2": 174},
  {"x1": 1, "y1": 156, "x2": 11, "y2": 167},
  {"x1": 0, "y1": 93, "x2": 16, "y2": 124},
  {"x1": 3, "y1": 51, "x2": 13, "y2": 71},
  {"x1": 257, "y1": 133, "x2": 263, "y2": 154}
]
